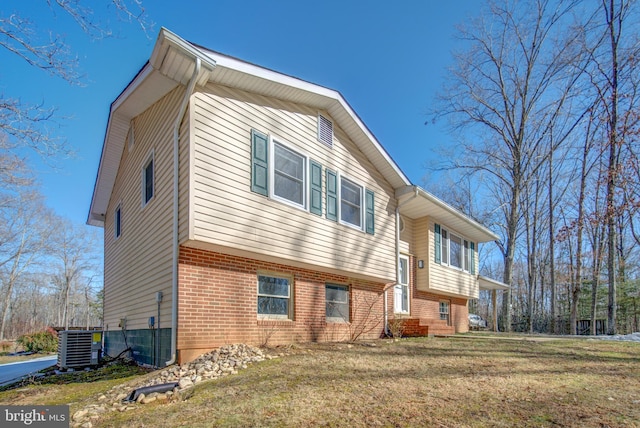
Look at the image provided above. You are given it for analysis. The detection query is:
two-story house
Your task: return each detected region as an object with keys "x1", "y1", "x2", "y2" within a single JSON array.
[{"x1": 88, "y1": 28, "x2": 508, "y2": 366}]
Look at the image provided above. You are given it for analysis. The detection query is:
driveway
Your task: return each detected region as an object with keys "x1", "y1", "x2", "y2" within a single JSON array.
[{"x1": 0, "y1": 355, "x2": 57, "y2": 386}]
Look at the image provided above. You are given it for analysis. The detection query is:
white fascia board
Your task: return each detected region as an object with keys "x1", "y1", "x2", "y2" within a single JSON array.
[
  {"x1": 334, "y1": 96, "x2": 411, "y2": 188},
  {"x1": 397, "y1": 185, "x2": 500, "y2": 242},
  {"x1": 88, "y1": 29, "x2": 216, "y2": 227},
  {"x1": 478, "y1": 275, "x2": 510, "y2": 290},
  {"x1": 152, "y1": 27, "x2": 217, "y2": 74},
  {"x1": 199, "y1": 47, "x2": 411, "y2": 189}
]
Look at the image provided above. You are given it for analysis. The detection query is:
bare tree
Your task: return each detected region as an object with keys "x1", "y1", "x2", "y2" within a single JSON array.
[
  {"x1": 432, "y1": 0, "x2": 587, "y2": 331},
  {"x1": 49, "y1": 219, "x2": 100, "y2": 330},
  {"x1": 0, "y1": 192, "x2": 54, "y2": 340},
  {"x1": 580, "y1": 0, "x2": 640, "y2": 334},
  {"x1": 0, "y1": 1, "x2": 152, "y2": 186}
]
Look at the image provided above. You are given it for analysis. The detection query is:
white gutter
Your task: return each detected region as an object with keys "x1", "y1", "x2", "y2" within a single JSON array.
[
  {"x1": 166, "y1": 57, "x2": 202, "y2": 366},
  {"x1": 385, "y1": 186, "x2": 420, "y2": 332}
]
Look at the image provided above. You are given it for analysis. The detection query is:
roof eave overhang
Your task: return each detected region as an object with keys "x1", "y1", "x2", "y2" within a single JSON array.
[
  {"x1": 88, "y1": 28, "x2": 411, "y2": 227},
  {"x1": 478, "y1": 275, "x2": 510, "y2": 291},
  {"x1": 396, "y1": 185, "x2": 500, "y2": 243},
  {"x1": 87, "y1": 28, "x2": 216, "y2": 227},
  {"x1": 195, "y1": 46, "x2": 411, "y2": 190}
]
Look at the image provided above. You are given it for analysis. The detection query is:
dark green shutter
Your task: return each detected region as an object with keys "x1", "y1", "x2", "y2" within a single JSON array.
[
  {"x1": 251, "y1": 129, "x2": 269, "y2": 196},
  {"x1": 326, "y1": 169, "x2": 337, "y2": 221},
  {"x1": 470, "y1": 242, "x2": 476, "y2": 275},
  {"x1": 434, "y1": 224, "x2": 441, "y2": 264},
  {"x1": 365, "y1": 189, "x2": 375, "y2": 235},
  {"x1": 310, "y1": 160, "x2": 322, "y2": 215}
]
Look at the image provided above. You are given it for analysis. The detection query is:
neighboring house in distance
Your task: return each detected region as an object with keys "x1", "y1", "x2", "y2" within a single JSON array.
[{"x1": 87, "y1": 28, "x2": 509, "y2": 366}]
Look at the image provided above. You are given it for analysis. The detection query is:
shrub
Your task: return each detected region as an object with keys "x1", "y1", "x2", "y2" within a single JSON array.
[{"x1": 17, "y1": 329, "x2": 58, "y2": 354}]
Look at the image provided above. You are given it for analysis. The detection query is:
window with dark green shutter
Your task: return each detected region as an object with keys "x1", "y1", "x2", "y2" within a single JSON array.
[
  {"x1": 365, "y1": 189, "x2": 375, "y2": 235},
  {"x1": 273, "y1": 142, "x2": 305, "y2": 207},
  {"x1": 326, "y1": 169, "x2": 337, "y2": 221},
  {"x1": 340, "y1": 177, "x2": 362, "y2": 228},
  {"x1": 310, "y1": 160, "x2": 323, "y2": 215},
  {"x1": 434, "y1": 223, "x2": 441, "y2": 264},
  {"x1": 251, "y1": 129, "x2": 269, "y2": 196},
  {"x1": 470, "y1": 242, "x2": 476, "y2": 275}
]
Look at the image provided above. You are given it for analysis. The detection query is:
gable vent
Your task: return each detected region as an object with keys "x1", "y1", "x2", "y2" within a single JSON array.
[{"x1": 318, "y1": 114, "x2": 333, "y2": 147}]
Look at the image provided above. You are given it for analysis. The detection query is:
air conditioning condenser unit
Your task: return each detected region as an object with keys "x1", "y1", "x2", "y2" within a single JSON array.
[{"x1": 57, "y1": 330, "x2": 102, "y2": 369}]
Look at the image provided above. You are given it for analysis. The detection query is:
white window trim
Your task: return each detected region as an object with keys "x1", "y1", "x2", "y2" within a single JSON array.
[
  {"x1": 257, "y1": 272, "x2": 294, "y2": 320},
  {"x1": 394, "y1": 254, "x2": 410, "y2": 314},
  {"x1": 142, "y1": 150, "x2": 154, "y2": 208},
  {"x1": 439, "y1": 300, "x2": 450, "y2": 324},
  {"x1": 114, "y1": 203, "x2": 122, "y2": 240},
  {"x1": 268, "y1": 135, "x2": 309, "y2": 212},
  {"x1": 439, "y1": 226, "x2": 474, "y2": 273},
  {"x1": 325, "y1": 283, "x2": 350, "y2": 323},
  {"x1": 337, "y1": 172, "x2": 365, "y2": 231}
]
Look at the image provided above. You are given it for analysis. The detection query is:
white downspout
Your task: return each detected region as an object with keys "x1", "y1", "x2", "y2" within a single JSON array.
[
  {"x1": 385, "y1": 186, "x2": 419, "y2": 333},
  {"x1": 166, "y1": 57, "x2": 202, "y2": 366}
]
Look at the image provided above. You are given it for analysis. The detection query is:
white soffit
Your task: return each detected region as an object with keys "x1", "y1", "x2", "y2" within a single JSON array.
[
  {"x1": 198, "y1": 46, "x2": 411, "y2": 190},
  {"x1": 479, "y1": 275, "x2": 510, "y2": 291},
  {"x1": 88, "y1": 28, "x2": 216, "y2": 226},
  {"x1": 89, "y1": 27, "x2": 411, "y2": 226},
  {"x1": 397, "y1": 186, "x2": 499, "y2": 243}
]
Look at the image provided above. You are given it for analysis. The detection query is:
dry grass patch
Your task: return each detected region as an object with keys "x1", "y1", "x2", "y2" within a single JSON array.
[
  {"x1": 3, "y1": 337, "x2": 639, "y2": 427},
  {"x1": 92, "y1": 337, "x2": 639, "y2": 428}
]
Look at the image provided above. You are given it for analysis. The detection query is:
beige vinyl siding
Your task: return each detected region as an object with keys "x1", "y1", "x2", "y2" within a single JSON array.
[
  {"x1": 188, "y1": 84, "x2": 397, "y2": 282},
  {"x1": 415, "y1": 217, "x2": 478, "y2": 299},
  {"x1": 399, "y1": 215, "x2": 414, "y2": 255},
  {"x1": 103, "y1": 87, "x2": 186, "y2": 331}
]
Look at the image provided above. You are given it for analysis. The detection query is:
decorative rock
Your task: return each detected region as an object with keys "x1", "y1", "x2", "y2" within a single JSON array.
[
  {"x1": 72, "y1": 410, "x2": 88, "y2": 421},
  {"x1": 178, "y1": 377, "x2": 194, "y2": 389},
  {"x1": 141, "y1": 395, "x2": 157, "y2": 404},
  {"x1": 69, "y1": 343, "x2": 271, "y2": 424}
]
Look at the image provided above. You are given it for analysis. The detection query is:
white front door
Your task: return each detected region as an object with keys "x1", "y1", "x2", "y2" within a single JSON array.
[{"x1": 394, "y1": 255, "x2": 409, "y2": 314}]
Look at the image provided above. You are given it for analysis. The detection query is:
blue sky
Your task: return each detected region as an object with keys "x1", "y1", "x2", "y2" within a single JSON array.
[{"x1": 2, "y1": 0, "x2": 483, "y2": 228}]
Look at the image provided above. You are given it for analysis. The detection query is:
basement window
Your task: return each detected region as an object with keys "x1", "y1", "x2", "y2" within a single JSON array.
[{"x1": 257, "y1": 273, "x2": 293, "y2": 320}]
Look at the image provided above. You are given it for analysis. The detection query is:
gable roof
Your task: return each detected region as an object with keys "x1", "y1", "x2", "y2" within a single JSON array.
[{"x1": 87, "y1": 28, "x2": 411, "y2": 226}]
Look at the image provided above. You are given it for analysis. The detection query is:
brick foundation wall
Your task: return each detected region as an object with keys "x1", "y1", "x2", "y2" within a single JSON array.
[{"x1": 177, "y1": 247, "x2": 389, "y2": 363}]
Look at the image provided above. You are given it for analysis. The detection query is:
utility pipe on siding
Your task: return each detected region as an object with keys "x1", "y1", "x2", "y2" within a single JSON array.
[
  {"x1": 166, "y1": 57, "x2": 202, "y2": 366},
  {"x1": 385, "y1": 187, "x2": 419, "y2": 333}
]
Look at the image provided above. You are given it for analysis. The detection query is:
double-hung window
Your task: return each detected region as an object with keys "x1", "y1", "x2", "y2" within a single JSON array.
[
  {"x1": 326, "y1": 284, "x2": 349, "y2": 322},
  {"x1": 439, "y1": 301, "x2": 450, "y2": 324},
  {"x1": 435, "y1": 224, "x2": 476, "y2": 274},
  {"x1": 250, "y1": 128, "x2": 375, "y2": 233},
  {"x1": 273, "y1": 142, "x2": 305, "y2": 208},
  {"x1": 449, "y1": 232, "x2": 463, "y2": 269},
  {"x1": 340, "y1": 177, "x2": 362, "y2": 228},
  {"x1": 257, "y1": 274, "x2": 293, "y2": 320}
]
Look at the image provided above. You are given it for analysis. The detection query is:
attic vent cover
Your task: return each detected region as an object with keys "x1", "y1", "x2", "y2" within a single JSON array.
[{"x1": 318, "y1": 114, "x2": 333, "y2": 147}]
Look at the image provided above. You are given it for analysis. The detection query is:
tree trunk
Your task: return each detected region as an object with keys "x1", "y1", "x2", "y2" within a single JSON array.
[
  {"x1": 605, "y1": 0, "x2": 619, "y2": 336},
  {"x1": 549, "y1": 153, "x2": 557, "y2": 334},
  {"x1": 501, "y1": 186, "x2": 520, "y2": 332}
]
